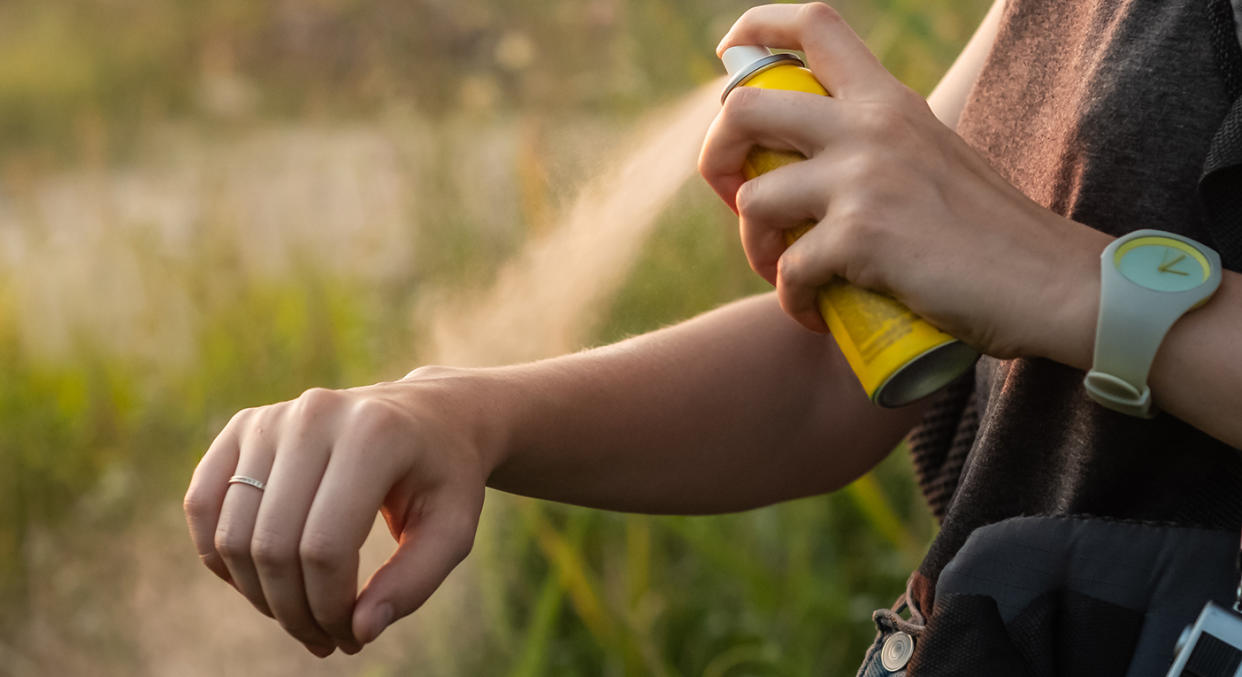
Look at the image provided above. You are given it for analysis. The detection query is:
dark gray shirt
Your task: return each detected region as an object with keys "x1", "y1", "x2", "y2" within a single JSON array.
[{"x1": 906, "y1": 0, "x2": 1242, "y2": 613}]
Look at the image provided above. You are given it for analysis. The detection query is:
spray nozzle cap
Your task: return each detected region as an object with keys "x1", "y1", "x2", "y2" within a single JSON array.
[{"x1": 721, "y1": 45, "x2": 774, "y2": 76}]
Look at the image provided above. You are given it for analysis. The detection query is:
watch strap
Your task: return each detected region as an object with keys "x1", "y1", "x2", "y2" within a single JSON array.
[
  {"x1": 1085, "y1": 268, "x2": 1184, "y2": 417},
  {"x1": 1083, "y1": 369, "x2": 1153, "y2": 417}
]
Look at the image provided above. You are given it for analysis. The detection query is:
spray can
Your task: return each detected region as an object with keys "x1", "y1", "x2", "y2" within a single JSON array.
[{"x1": 720, "y1": 46, "x2": 978, "y2": 407}]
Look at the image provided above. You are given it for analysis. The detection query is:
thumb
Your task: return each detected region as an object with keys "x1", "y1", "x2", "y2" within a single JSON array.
[{"x1": 351, "y1": 494, "x2": 480, "y2": 644}]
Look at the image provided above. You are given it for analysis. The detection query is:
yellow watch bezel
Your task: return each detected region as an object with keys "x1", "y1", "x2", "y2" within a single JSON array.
[{"x1": 1112, "y1": 236, "x2": 1212, "y2": 283}]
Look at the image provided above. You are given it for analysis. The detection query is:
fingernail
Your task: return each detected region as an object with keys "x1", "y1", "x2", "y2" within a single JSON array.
[{"x1": 367, "y1": 603, "x2": 394, "y2": 643}]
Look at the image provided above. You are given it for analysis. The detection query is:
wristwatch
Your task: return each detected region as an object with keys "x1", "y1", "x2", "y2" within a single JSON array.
[{"x1": 1084, "y1": 229, "x2": 1222, "y2": 418}]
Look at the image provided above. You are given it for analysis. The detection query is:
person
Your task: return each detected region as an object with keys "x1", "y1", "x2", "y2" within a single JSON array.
[{"x1": 183, "y1": 1, "x2": 1242, "y2": 672}]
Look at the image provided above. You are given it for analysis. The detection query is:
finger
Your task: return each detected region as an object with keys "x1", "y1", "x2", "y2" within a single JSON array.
[
  {"x1": 699, "y1": 86, "x2": 838, "y2": 209},
  {"x1": 299, "y1": 410, "x2": 409, "y2": 651},
  {"x1": 352, "y1": 487, "x2": 482, "y2": 644},
  {"x1": 251, "y1": 398, "x2": 342, "y2": 654},
  {"x1": 215, "y1": 410, "x2": 281, "y2": 619},
  {"x1": 184, "y1": 411, "x2": 249, "y2": 585},
  {"x1": 735, "y1": 160, "x2": 832, "y2": 284},
  {"x1": 774, "y1": 220, "x2": 845, "y2": 333},
  {"x1": 717, "y1": 3, "x2": 895, "y2": 99}
]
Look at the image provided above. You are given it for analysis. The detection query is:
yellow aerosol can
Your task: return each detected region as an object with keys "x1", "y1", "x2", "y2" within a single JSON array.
[{"x1": 720, "y1": 46, "x2": 978, "y2": 407}]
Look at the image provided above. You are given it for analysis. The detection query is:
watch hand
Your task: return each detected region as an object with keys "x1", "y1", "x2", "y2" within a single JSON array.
[{"x1": 1158, "y1": 253, "x2": 1188, "y2": 274}]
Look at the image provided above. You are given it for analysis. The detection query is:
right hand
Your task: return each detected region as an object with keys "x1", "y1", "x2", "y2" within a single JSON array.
[{"x1": 183, "y1": 367, "x2": 491, "y2": 657}]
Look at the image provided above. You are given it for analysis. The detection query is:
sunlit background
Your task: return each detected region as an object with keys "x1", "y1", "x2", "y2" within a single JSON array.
[{"x1": 0, "y1": 0, "x2": 988, "y2": 674}]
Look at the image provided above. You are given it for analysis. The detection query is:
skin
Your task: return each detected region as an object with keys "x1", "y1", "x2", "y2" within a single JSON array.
[{"x1": 185, "y1": 0, "x2": 1242, "y2": 659}]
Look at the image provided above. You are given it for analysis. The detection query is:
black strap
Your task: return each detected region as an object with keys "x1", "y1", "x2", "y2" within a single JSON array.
[{"x1": 1201, "y1": 0, "x2": 1242, "y2": 270}]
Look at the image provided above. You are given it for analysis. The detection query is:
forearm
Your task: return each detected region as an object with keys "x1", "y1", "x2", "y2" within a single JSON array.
[
  {"x1": 459, "y1": 293, "x2": 924, "y2": 514},
  {"x1": 441, "y1": 4, "x2": 999, "y2": 512},
  {"x1": 1150, "y1": 273, "x2": 1242, "y2": 447}
]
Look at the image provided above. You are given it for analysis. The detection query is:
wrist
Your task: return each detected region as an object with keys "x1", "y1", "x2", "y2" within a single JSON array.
[
  {"x1": 398, "y1": 365, "x2": 518, "y2": 482},
  {"x1": 1029, "y1": 219, "x2": 1110, "y2": 371}
]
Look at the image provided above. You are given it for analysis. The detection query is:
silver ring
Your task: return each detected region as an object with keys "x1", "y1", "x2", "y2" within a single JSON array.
[{"x1": 228, "y1": 474, "x2": 266, "y2": 491}]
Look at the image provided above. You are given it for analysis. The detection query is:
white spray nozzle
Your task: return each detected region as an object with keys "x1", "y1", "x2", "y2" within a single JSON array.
[{"x1": 721, "y1": 45, "x2": 773, "y2": 76}]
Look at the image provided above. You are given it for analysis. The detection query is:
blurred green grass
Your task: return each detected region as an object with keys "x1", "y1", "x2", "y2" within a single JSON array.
[{"x1": 0, "y1": 0, "x2": 986, "y2": 674}]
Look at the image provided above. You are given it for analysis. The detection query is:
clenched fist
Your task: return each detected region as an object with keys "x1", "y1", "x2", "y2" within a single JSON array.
[{"x1": 183, "y1": 368, "x2": 491, "y2": 656}]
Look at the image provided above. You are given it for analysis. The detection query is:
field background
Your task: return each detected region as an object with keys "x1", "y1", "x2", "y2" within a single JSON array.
[{"x1": 0, "y1": 0, "x2": 988, "y2": 674}]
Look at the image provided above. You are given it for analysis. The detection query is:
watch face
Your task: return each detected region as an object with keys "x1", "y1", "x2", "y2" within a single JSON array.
[{"x1": 1113, "y1": 236, "x2": 1212, "y2": 292}]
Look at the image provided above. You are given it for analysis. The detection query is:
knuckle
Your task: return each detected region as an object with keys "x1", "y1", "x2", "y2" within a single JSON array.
[
  {"x1": 776, "y1": 248, "x2": 807, "y2": 288},
  {"x1": 833, "y1": 202, "x2": 873, "y2": 248},
  {"x1": 737, "y1": 5, "x2": 763, "y2": 21},
  {"x1": 734, "y1": 179, "x2": 763, "y2": 219},
  {"x1": 350, "y1": 397, "x2": 402, "y2": 437},
  {"x1": 296, "y1": 387, "x2": 339, "y2": 419},
  {"x1": 403, "y1": 364, "x2": 449, "y2": 381},
  {"x1": 829, "y1": 212, "x2": 881, "y2": 286},
  {"x1": 353, "y1": 396, "x2": 395, "y2": 421},
  {"x1": 833, "y1": 193, "x2": 871, "y2": 226},
  {"x1": 183, "y1": 489, "x2": 210, "y2": 521},
  {"x1": 299, "y1": 532, "x2": 345, "y2": 572},
  {"x1": 251, "y1": 530, "x2": 296, "y2": 570},
  {"x1": 799, "y1": 3, "x2": 843, "y2": 29},
  {"x1": 224, "y1": 407, "x2": 256, "y2": 433},
  {"x1": 232, "y1": 406, "x2": 258, "y2": 424},
  {"x1": 696, "y1": 143, "x2": 713, "y2": 179},
  {"x1": 733, "y1": 5, "x2": 768, "y2": 31},
  {"x1": 721, "y1": 84, "x2": 761, "y2": 121},
  {"x1": 215, "y1": 527, "x2": 250, "y2": 561}
]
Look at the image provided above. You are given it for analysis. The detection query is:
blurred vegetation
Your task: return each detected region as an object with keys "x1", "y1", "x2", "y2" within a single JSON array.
[
  {"x1": 0, "y1": 0, "x2": 984, "y2": 165},
  {"x1": 0, "y1": 0, "x2": 988, "y2": 674}
]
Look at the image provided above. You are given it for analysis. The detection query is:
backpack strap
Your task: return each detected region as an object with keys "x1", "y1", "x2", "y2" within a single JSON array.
[{"x1": 1200, "y1": 0, "x2": 1242, "y2": 270}]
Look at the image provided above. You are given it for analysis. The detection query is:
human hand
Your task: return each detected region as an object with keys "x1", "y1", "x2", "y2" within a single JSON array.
[
  {"x1": 700, "y1": 3, "x2": 1110, "y2": 368},
  {"x1": 183, "y1": 367, "x2": 491, "y2": 657}
]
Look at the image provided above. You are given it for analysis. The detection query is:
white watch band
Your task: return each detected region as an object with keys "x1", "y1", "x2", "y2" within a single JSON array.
[{"x1": 1084, "y1": 229, "x2": 1221, "y2": 418}]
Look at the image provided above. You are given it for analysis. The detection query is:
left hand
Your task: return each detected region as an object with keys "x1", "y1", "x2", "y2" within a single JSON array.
[{"x1": 699, "y1": 3, "x2": 1110, "y2": 367}]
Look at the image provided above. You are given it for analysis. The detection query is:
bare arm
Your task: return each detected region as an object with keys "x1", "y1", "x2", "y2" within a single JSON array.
[
  {"x1": 182, "y1": 292, "x2": 923, "y2": 654},
  {"x1": 471, "y1": 293, "x2": 923, "y2": 513},
  {"x1": 183, "y1": 2, "x2": 1002, "y2": 655}
]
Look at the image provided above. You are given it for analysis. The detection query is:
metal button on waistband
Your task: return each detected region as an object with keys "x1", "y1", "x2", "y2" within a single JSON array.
[{"x1": 880, "y1": 631, "x2": 915, "y2": 671}]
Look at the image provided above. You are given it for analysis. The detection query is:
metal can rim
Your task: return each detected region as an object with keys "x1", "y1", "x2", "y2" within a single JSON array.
[
  {"x1": 719, "y1": 52, "x2": 806, "y2": 103},
  {"x1": 871, "y1": 338, "x2": 979, "y2": 408}
]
